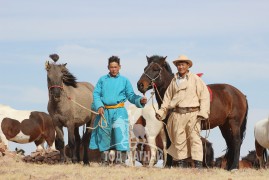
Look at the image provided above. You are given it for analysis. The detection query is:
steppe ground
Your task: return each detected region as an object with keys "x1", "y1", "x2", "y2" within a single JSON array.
[{"x1": 1, "y1": 154, "x2": 269, "y2": 180}]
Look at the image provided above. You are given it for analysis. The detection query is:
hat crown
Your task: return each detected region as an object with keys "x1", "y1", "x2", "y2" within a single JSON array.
[
  {"x1": 173, "y1": 54, "x2": 193, "y2": 68},
  {"x1": 177, "y1": 55, "x2": 189, "y2": 61}
]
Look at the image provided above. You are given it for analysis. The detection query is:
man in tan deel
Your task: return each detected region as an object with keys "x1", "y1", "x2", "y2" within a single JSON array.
[{"x1": 156, "y1": 55, "x2": 210, "y2": 168}]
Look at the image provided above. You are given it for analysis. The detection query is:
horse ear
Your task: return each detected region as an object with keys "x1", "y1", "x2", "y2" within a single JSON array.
[
  {"x1": 61, "y1": 63, "x2": 67, "y2": 72},
  {"x1": 160, "y1": 56, "x2": 167, "y2": 65},
  {"x1": 146, "y1": 56, "x2": 150, "y2": 63},
  {"x1": 45, "y1": 61, "x2": 50, "y2": 71}
]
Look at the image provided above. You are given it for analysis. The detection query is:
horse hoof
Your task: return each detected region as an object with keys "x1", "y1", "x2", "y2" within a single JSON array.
[
  {"x1": 83, "y1": 160, "x2": 90, "y2": 165},
  {"x1": 83, "y1": 163, "x2": 90, "y2": 166}
]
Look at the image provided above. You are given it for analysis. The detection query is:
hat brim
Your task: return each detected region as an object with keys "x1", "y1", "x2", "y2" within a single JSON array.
[{"x1": 173, "y1": 60, "x2": 193, "y2": 68}]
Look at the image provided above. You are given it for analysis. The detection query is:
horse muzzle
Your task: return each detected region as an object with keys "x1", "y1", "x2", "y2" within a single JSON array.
[{"x1": 137, "y1": 81, "x2": 151, "y2": 94}]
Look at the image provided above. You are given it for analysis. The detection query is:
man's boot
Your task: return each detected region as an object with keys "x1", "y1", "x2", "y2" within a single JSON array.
[
  {"x1": 194, "y1": 160, "x2": 203, "y2": 169},
  {"x1": 100, "y1": 151, "x2": 109, "y2": 167},
  {"x1": 177, "y1": 159, "x2": 188, "y2": 168}
]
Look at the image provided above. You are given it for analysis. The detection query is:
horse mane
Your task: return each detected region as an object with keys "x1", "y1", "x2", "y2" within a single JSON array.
[
  {"x1": 148, "y1": 55, "x2": 173, "y2": 75},
  {"x1": 61, "y1": 65, "x2": 77, "y2": 88}
]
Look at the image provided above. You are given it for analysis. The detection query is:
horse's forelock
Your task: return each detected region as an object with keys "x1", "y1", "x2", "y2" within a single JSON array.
[
  {"x1": 48, "y1": 63, "x2": 77, "y2": 88},
  {"x1": 147, "y1": 55, "x2": 165, "y2": 64},
  {"x1": 145, "y1": 55, "x2": 173, "y2": 74}
]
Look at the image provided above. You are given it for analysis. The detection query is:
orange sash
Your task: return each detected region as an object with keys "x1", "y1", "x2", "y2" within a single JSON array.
[{"x1": 104, "y1": 102, "x2": 125, "y2": 109}]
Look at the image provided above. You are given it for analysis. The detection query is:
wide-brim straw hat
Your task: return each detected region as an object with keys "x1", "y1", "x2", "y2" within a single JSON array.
[{"x1": 173, "y1": 55, "x2": 193, "y2": 68}]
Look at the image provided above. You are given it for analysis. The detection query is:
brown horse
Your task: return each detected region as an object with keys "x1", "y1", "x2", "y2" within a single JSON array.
[
  {"x1": 137, "y1": 55, "x2": 248, "y2": 170},
  {"x1": 45, "y1": 54, "x2": 95, "y2": 164},
  {"x1": 215, "y1": 150, "x2": 260, "y2": 169},
  {"x1": 1, "y1": 108, "x2": 55, "y2": 152}
]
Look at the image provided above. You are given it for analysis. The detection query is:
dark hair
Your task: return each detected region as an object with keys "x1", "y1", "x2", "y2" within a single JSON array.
[{"x1": 108, "y1": 56, "x2": 120, "y2": 65}]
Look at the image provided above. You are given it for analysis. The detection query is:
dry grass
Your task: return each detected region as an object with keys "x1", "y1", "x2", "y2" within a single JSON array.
[{"x1": 1, "y1": 155, "x2": 269, "y2": 180}]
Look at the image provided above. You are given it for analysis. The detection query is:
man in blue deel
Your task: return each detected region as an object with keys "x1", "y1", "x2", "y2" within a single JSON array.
[{"x1": 89, "y1": 56, "x2": 147, "y2": 166}]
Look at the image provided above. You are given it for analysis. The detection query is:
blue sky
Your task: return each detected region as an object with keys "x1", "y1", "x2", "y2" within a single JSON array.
[{"x1": 0, "y1": 0, "x2": 269, "y2": 159}]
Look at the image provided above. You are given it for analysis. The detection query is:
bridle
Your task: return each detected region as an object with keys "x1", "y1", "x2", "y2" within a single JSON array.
[
  {"x1": 48, "y1": 85, "x2": 64, "y2": 97},
  {"x1": 143, "y1": 62, "x2": 163, "y2": 87},
  {"x1": 142, "y1": 62, "x2": 164, "y2": 103},
  {"x1": 48, "y1": 85, "x2": 63, "y2": 91}
]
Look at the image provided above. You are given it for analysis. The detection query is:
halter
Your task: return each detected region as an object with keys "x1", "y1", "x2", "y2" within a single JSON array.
[
  {"x1": 48, "y1": 85, "x2": 64, "y2": 91},
  {"x1": 143, "y1": 62, "x2": 163, "y2": 85},
  {"x1": 142, "y1": 62, "x2": 164, "y2": 102},
  {"x1": 48, "y1": 85, "x2": 64, "y2": 97}
]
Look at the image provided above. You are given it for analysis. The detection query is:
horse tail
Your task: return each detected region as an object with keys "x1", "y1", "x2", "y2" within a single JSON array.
[{"x1": 240, "y1": 97, "x2": 248, "y2": 142}]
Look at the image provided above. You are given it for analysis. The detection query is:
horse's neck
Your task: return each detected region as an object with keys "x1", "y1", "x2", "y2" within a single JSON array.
[
  {"x1": 48, "y1": 94, "x2": 68, "y2": 115},
  {"x1": 156, "y1": 73, "x2": 174, "y2": 107}
]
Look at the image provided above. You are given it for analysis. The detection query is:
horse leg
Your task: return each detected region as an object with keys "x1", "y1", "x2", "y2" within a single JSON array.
[
  {"x1": 0, "y1": 133, "x2": 9, "y2": 150},
  {"x1": 129, "y1": 138, "x2": 137, "y2": 166},
  {"x1": 163, "y1": 119, "x2": 173, "y2": 168},
  {"x1": 255, "y1": 140, "x2": 265, "y2": 168},
  {"x1": 227, "y1": 119, "x2": 242, "y2": 170},
  {"x1": 67, "y1": 125, "x2": 78, "y2": 163},
  {"x1": 43, "y1": 126, "x2": 57, "y2": 152},
  {"x1": 219, "y1": 124, "x2": 233, "y2": 170},
  {"x1": 55, "y1": 126, "x2": 65, "y2": 162},
  {"x1": 74, "y1": 127, "x2": 81, "y2": 162},
  {"x1": 34, "y1": 137, "x2": 45, "y2": 152},
  {"x1": 147, "y1": 136, "x2": 157, "y2": 167},
  {"x1": 160, "y1": 127, "x2": 167, "y2": 167},
  {"x1": 81, "y1": 121, "x2": 91, "y2": 165}
]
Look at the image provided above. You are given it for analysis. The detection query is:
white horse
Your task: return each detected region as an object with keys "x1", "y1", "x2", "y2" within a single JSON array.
[
  {"x1": 127, "y1": 103, "x2": 167, "y2": 167},
  {"x1": 0, "y1": 104, "x2": 31, "y2": 149},
  {"x1": 0, "y1": 104, "x2": 56, "y2": 151},
  {"x1": 254, "y1": 117, "x2": 269, "y2": 168}
]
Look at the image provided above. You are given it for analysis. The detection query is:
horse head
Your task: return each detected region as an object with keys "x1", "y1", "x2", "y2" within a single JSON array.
[
  {"x1": 242, "y1": 150, "x2": 258, "y2": 167},
  {"x1": 137, "y1": 55, "x2": 173, "y2": 94},
  {"x1": 45, "y1": 57, "x2": 77, "y2": 101}
]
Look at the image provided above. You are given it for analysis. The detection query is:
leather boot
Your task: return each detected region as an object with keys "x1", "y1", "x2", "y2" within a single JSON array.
[
  {"x1": 194, "y1": 160, "x2": 203, "y2": 169},
  {"x1": 100, "y1": 151, "x2": 109, "y2": 166},
  {"x1": 177, "y1": 159, "x2": 188, "y2": 168}
]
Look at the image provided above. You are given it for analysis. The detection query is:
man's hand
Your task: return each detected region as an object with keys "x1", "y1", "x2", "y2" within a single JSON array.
[
  {"x1": 140, "y1": 97, "x2": 147, "y2": 105},
  {"x1": 98, "y1": 107, "x2": 104, "y2": 115},
  {"x1": 155, "y1": 113, "x2": 162, "y2": 121}
]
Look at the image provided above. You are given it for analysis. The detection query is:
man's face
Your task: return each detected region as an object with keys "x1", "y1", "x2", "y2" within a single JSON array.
[
  {"x1": 176, "y1": 62, "x2": 190, "y2": 75},
  {"x1": 108, "y1": 62, "x2": 121, "y2": 77}
]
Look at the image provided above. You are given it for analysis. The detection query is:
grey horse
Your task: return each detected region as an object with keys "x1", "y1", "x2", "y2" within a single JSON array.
[{"x1": 45, "y1": 54, "x2": 95, "y2": 164}]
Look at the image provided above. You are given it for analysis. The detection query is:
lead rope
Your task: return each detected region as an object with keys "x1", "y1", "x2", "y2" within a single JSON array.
[{"x1": 61, "y1": 90, "x2": 108, "y2": 131}]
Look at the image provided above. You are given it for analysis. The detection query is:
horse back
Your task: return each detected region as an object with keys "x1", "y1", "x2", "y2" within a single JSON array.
[
  {"x1": 79, "y1": 82, "x2": 94, "y2": 92},
  {"x1": 1, "y1": 111, "x2": 53, "y2": 143},
  {"x1": 205, "y1": 84, "x2": 247, "y2": 129}
]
